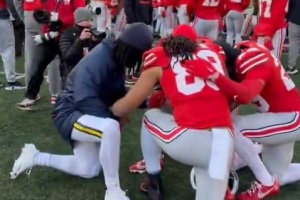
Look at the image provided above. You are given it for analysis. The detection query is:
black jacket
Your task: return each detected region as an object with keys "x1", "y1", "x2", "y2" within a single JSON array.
[
  {"x1": 124, "y1": 0, "x2": 152, "y2": 25},
  {"x1": 59, "y1": 25, "x2": 101, "y2": 81},
  {"x1": 287, "y1": 0, "x2": 300, "y2": 25}
]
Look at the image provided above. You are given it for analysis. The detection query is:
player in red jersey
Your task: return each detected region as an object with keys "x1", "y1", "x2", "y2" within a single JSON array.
[
  {"x1": 89, "y1": 0, "x2": 118, "y2": 33},
  {"x1": 111, "y1": 25, "x2": 234, "y2": 200},
  {"x1": 253, "y1": 0, "x2": 288, "y2": 58},
  {"x1": 173, "y1": 0, "x2": 191, "y2": 25},
  {"x1": 191, "y1": 0, "x2": 226, "y2": 39},
  {"x1": 156, "y1": 0, "x2": 178, "y2": 37},
  {"x1": 186, "y1": 40, "x2": 300, "y2": 199},
  {"x1": 225, "y1": 0, "x2": 250, "y2": 45}
]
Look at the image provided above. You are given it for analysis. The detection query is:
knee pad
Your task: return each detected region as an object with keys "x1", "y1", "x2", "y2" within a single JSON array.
[
  {"x1": 103, "y1": 119, "x2": 121, "y2": 138},
  {"x1": 78, "y1": 162, "x2": 101, "y2": 178}
]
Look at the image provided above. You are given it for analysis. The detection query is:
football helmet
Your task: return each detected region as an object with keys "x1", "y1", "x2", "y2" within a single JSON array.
[{"x1": 190, "y1": 167, "x2": 239, "y2": 200}]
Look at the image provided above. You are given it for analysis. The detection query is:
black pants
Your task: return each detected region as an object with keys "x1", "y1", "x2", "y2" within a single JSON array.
[{"x1": 25, "y1": 41, "x2": 60, "y2": 99}]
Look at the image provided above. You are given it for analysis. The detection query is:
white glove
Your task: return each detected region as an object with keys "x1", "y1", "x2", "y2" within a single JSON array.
[
  {"x1": 251, "y1": 15, "x2": 258, "y2": 26},
  {"x1": 33, "y1": 34, "x2": 43, "y2": 44},
  {"x1": 50, "y1": 12, "x2": 59, "y2": 22},
  {"x1": 47, "y1": 31, "x2": 59, "y2": 39},
  {"x1": 33, "y1": 31, "x2": 59, "y2": 44}
]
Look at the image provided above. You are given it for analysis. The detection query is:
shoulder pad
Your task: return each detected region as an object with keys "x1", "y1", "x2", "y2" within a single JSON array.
[
  {"x1": 235, "y1": 45, "x2": 270, "y2": 75},
  {"x1": 142, "y1": 46, "x2": 170, "y2": 71}
]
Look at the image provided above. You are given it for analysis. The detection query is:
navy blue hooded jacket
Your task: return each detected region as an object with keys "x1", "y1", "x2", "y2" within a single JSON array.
[{"x1": 52, "y1": 38, "x2": 127, "y2": 144}]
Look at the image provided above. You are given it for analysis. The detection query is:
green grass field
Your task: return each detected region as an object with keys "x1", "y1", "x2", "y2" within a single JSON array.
[{"x1": 0, "y1": 54, "x2": 300, "y2": 200}]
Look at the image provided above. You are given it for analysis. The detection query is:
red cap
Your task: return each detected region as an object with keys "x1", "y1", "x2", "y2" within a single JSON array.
[{"x1": 172, "y1": 25, "x2": 197, "y2": 42}]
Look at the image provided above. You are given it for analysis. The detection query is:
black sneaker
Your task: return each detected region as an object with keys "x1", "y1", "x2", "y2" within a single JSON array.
[
  {"x1": 5, "y1": 81, "x2": 26, "y2": 90},
  {"x1": 286, "y1": 67, "x2": 298, "y2": 75}
]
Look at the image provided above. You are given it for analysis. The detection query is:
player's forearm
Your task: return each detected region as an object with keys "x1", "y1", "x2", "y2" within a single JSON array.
[{"x1": 214, "y1": 75, "x2": 264, "y2": 105}]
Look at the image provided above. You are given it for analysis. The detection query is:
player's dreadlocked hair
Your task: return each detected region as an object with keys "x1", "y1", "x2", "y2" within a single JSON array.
[
  {"x1": 113, "y1": 38, "x2": 145, "y2": 73},
  {"x1": 161, "y1": 35, "x2": 198, "y2": 60},
  {"x1": 213, "y1": 40, "x2": 241, "y2": 81}
]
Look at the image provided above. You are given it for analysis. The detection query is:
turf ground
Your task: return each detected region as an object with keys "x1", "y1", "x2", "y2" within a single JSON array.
[{"x1": 0, "y1": 54, "x2": 299, "y2": 200}]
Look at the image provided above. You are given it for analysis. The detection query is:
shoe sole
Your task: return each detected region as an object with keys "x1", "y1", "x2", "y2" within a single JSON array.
[
  {"x1": 129, "y1": 169, "x2": 146, "y2": 174},
  {"x1": 287, "y1": 72, "x2": 298, "y2": 75},
  {"x1": 5, "y1": 86, "x2": 26, "y2": 91},
  {"x1": 16, "y1": 105, "x2": 37, "y2": 111}
]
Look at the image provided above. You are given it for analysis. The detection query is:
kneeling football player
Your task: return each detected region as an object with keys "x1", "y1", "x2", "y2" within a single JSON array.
[
  {"x1": 10, "y1": 23, "x2": 153, "y2": 200},
  {"x1": 111, "y1": 25, "x2": 235, "y2": 200},
  {"x1": 188, "y1": 40, "x2": 300, "y2": 199}
]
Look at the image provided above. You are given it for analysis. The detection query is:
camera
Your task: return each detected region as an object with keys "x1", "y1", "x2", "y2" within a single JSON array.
[
  {"x1": 89, "y1": 27, "x2": 106, "y2": 39},
  {"x1": 33, "y1": 9, "x2": 61, "y2": 32},
  {"x1": 33, "y1": 9, "x2": 51, "y2": 24},
  {"x1": 87, "y1": 5, "x2": 101, "y2": 15}
]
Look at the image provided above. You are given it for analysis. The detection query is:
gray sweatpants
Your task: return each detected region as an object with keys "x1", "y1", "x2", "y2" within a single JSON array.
[
  {"x1": 24, "y1": 11, "x2": 60, "y2": 95},
  {"x1": 225, "y1": 10, "x2": 244, "y2": 46},
  {"x1": 142, "y1": 109, "x2": 234, "y2": 200},
  {"x1": 47, "y1": 56, "x2": 61, "y2": 96},
  {"x1": 0, "y1": 19, "x2": 17, "y2": 83},
  {"x1": 233, "y1": 112, "x2": 300, "y2": 180},
  {"x1": 288, "y1": 22, "x2": 300, "y2": 69},
  {"x1": 192, "y1": 17, "x2": 219, "y2": 40}
]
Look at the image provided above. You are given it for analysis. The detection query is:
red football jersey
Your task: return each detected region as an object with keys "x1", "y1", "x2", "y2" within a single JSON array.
[
  {"x1": 142, "y1": 45, "x2": 233, "y2": 130},
  {"x1": 235, "y1": 42, "x2": 300, "y2": 113},
  {"x1": 194, "y1": 0, "x2": 224, "y2": 20},
  {"x1": 226, "y1": 0, "x2": 250, "y2": 12},
  {"x1": 253, "y1": 0, "x2": 288, "y2": 38}
]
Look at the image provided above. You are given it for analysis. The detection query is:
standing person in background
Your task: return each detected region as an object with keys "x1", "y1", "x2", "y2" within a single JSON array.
[
  {"x1": 20, "y1": 0, "x2": 60, "y2": 104},
  {"x1": 192, "y1": 0, "x2": 225, "y2": 40},
  {"x1": 241, "y1": 0, "x2": 258, "y2": 38},
  {"x1": 124, "y1": 0, "x2": 152, "y2": 29},
  {"x1": 0, "y1": 0, "x2": 25, "y2": 90},
  {"x1": 285, "y1": 0, "x2": 300, "y2": 75},
  {"x1": 88, "y1": 0, "x2": 118, "y2": 33},
  {"x1": 225, "y1": 0, "x2": 250, "y2": 46},
  {"x1": 252, "y1": 0, "x2": 288, "y2": 59},
  {"x1": 13, "y1": 0, "x2": 25, "y2": 57},
  {"x1": 154, "y1": 0, "x2": 177, "y2": 37},
  {"x1": 16, "y1": 0, "x2": 85, "y2": 110}
]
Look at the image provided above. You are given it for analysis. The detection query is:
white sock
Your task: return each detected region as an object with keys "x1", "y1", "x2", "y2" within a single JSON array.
[
  {"x1": 280, "y1": 163, "x2": 300, "y2": 186},
  {"x1": 34, "y1": 152, "x2": 51, "y2": 167},
  {"x1": 233, "y1": 153, "x2": 247, "y2": 170},
  {"x1": 140, "y1": 124, "x2": 162, "y2": 174},
  {"x1": 234, "y1": 132, "x2": 273, "y2": 186},
  {"x1": 34, "y1": 152, "x2": 99, "y2": 178},
  {"x1": 99, "y1": 125, "x2": 122, "y2": 191}
]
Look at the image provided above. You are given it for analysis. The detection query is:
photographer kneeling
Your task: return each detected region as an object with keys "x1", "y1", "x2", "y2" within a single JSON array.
[{"x1": 60, "y1": 8, "x2": 105, "y2": 88}]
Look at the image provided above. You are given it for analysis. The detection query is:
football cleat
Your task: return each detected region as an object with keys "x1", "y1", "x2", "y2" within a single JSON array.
[
  {"x1": 236, "y1": 177, "x2": 280, "y2": 200},
  {"x1": 129, "y1": 154, "x2": 165, "y2": 174},
  {"x1": 190, "y1": 168, "x2": 239, "y2": 200},
  {"x1": 139, "y1": 178, "x2": 150, "y2": 193},
  {"x1": 10, "y1": 144, "x2": 39, "y2": 179},
  {"x1": 144, "y1": 173, "x2": 164, "y2": 200},
  {"x1": 104, "y1": 190, "x2": 130, "y2": 200}
]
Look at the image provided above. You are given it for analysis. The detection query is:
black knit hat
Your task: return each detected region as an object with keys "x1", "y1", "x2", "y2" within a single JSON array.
[{"x1": 118, "y1": 23, "x2": 153, "y2": 51}]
